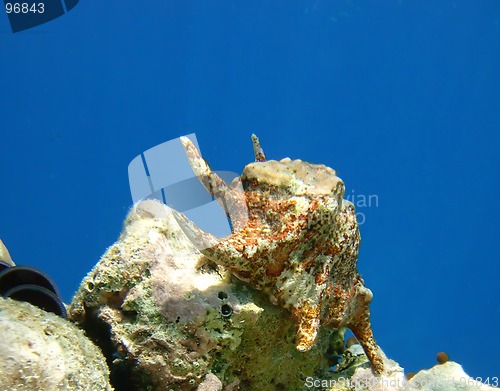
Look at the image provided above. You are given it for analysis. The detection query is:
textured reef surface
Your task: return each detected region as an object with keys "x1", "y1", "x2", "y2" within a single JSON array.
[
  {"x1": 1, "y1": 135, "x2": 497, "y2": 391},
  {"x1": 0, "y1": 297, "x2": 112, "y2": 390},
  {"x1": 68, "y1": 199, "x2": 344, "y2": 390}
]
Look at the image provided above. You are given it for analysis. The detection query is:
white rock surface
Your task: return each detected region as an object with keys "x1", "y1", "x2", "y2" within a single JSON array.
[
  {"x1": 0, "y1": 298, "x2": 113, "y2": 391},
  {"x1": 318, "y1": 353, "x2": 498, "y2": 391},
  {"x1": 406, "y1": 362, "x2": 498, "y2": 391}
]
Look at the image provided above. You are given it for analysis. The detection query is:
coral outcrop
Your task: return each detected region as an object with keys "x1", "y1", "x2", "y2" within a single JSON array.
[
  {"x1": 404, "y1": 362, "x2": 498, "y2": 391},
  {"x1": 321, "y1": 353, "x2": 498, "y2": 391},
  {"x1": 69, "y1": 200, "x2": 344, "y2": 390},
  {"x1": 0, "y1": 297, "x2": 112, "y2": 391}
]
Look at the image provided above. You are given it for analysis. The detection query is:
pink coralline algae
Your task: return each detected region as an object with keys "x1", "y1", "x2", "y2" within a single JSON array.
[{"x1": 175, "y1": 135, "x2": 385, "y2": 374}]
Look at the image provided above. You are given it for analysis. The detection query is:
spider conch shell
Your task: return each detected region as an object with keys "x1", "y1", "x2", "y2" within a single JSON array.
[{"x1": 175, "y1": 135, "x2": 385, "y2": 374}]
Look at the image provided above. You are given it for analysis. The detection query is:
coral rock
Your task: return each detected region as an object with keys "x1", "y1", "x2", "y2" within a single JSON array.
[
  {"x1": 0, "y1": 297, "x2": 113, "y2": 391},
  {"x1": 405, "y1": 362, "x2": 499, "y2": 391},
  {"x1": 69, "y1": 200, "x2": 343, "y2": 390}
]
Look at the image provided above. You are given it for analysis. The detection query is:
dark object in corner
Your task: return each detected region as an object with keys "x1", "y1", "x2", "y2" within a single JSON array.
[{"x1": 0, "y1": 265, "x2": 67, "y2": 318}]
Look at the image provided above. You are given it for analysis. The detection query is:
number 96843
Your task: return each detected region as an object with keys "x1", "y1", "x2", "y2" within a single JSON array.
[{"x1": 5, "y1": 3, "x2": 45, "y2": 14}]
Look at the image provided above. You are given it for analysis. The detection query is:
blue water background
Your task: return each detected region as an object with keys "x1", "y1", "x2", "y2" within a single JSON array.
[{"x1": 1, "y1": 0, "x2": 499, "y2": 380}]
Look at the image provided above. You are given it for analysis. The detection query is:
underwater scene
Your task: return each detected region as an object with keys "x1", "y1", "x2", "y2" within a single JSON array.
[{"x1": 0, "y1": 1, "x2": 499, "y2": 390}]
